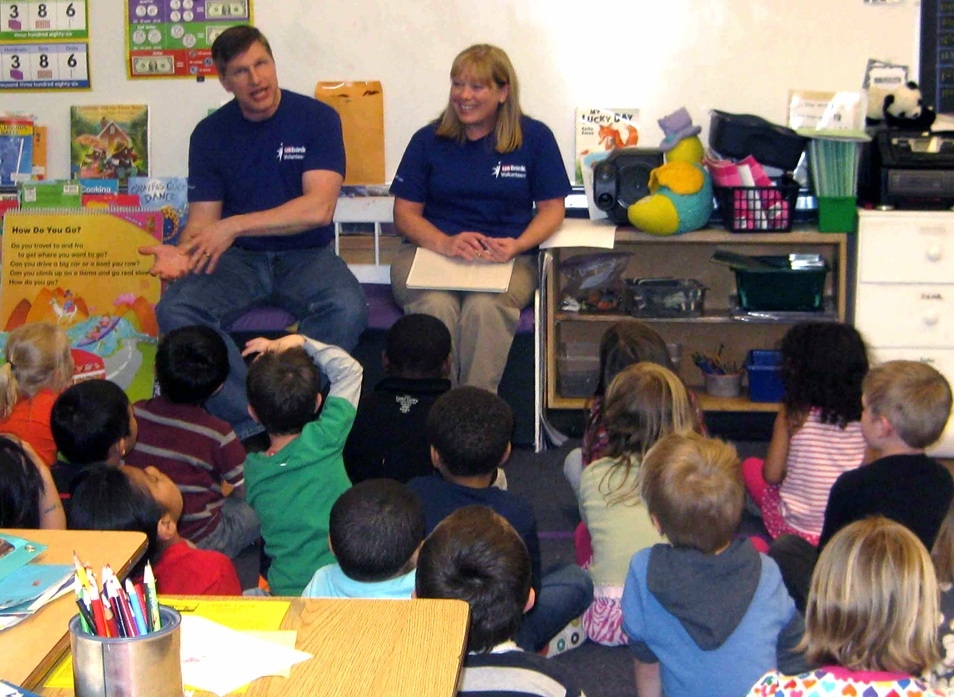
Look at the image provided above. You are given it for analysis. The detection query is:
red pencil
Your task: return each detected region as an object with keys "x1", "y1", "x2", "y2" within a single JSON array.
[
  {"x1": 100, "y1": 589, "x2": 119, "y2": 638},
  {"x1": 86, "y1": 588, "x2": 108, "y2": 637}
]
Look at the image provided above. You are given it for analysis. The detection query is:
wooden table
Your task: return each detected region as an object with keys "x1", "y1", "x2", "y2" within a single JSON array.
[
  {"x1": 38, "y1": 595, "x2": 470, "y2": 697},
  {"x1": 0, "y1": 528, "x2": 147, "y2": 689}
]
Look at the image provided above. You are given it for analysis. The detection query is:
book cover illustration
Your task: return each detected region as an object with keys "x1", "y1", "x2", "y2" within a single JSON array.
[
  {"x1": 0, "y1": 210, "x2": 162, "y2": 402},
  {"x1": 0, "y1": 115, "x2": 34, "y2": 186},
  {"x1": 128, "y1": 176, "x2": 189, "y2": 244},
  {"x1": 70, "y1": 105, "x2": 149, "y2": 183},
  {"x1": 574, "y1": 107, "x2": 639, "y2": 184}
]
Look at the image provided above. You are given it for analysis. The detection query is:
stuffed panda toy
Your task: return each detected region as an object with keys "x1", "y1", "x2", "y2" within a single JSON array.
[{"x1": 883, "y1": 81, "x2": 937, "y2": 131}]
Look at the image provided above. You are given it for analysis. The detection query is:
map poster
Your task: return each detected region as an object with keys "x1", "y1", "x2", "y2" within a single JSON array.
[
  {"x1": 125, "y1": 0, "x2": 253, "y2": 79},
  {"x1": 0, "y1": 209, "x2": 162, "y2": 401}
]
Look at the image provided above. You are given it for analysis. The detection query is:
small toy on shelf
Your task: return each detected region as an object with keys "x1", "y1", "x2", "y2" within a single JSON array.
[
  {"x1": 882, "y1": 81, "x2": 936, "y2": 131},
  {"x1": 627, "y1": 108, "x2": 714, "y2": 236}
]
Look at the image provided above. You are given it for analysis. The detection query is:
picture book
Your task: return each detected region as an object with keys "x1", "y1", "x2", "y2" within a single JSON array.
[
  {"x1": 70, "y1": 105, "x2": 149, "y2": 184},
  {"x1": 31, "y1": 125, "x2": 47, "y2": 181},
  {"x1": 574, "y1": 107, "x2": 640, "y2": 184},
  {"x1": 0, "y1": 209, "x2": 162, "y2": 403},
  {"x1": 0, "y1": 115, "x2": 34, "y2": 186},
  {"x1": 128, "y1": 176, "x2": 189, "y2": 244},
  {"x1": 19, "y1": 181, "x2": 82, "y2": 209}
]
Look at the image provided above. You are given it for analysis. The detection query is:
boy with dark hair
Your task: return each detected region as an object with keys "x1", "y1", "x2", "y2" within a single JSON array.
[
  {"x1": 302, "y1": 479, "x2": 424, "y2": 598},
  {"x1": 771, "y1": 360, "x2": 954, "y2": 610},
  {"x1": 344, "y1": 314, "x2": 452, "y2": 484},
  {"x1": 415, "y1": 505, "x2": 585, "y2": 697},
  {"x1": 125, "y1": 325, "x2": 259, "y2": 559},
  {"x1": 69, "y1": 464, "x2": 241, "y2": 594},
  {"x1": 408, "y1": 386, "x2": 592, "y2": 653},
  {"x1": 242, "y1": 334, "x2": 361, "y2": 597},
  {"x1": 49, "y1": 379, "x2": 137, "y2": 499},
  {"x1": 621, "y1": 432, "x2": 805, "y2": 697}
]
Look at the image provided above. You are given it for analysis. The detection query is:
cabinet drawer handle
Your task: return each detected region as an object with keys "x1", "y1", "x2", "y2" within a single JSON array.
[
  {"x1": 927, "y1": 244, "x2": 944, "y2": 262},
  {"x1": 924, "y1": 309, "x2": 941, "y2": 326}
]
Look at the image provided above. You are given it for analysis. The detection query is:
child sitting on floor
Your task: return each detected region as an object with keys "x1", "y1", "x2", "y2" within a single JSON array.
[
  {"x1": 742, "y1": 322, "x2": 869, "y2": 548},
  {"x1": 0, "y1": 435, "x2": 65, "y2": 529},
  {"x1": 0, "y1": 322, "x2": 75, "y2": 465},
  {"x1": 344, "y1": 314, "x2": 452, "y2": 484},
  {"x1": 415, "y1": 505, "x2": 584, "y2": 697},
  {"x1": 68, "y1": 463, "x2": 242, "y2": 594},
  {"x1": 408, "y1": 386, "x2": 593, "y2": 654},
  {"x1": 572, "y1": 362, "x2": 695, "y2": 646},
  {"x1": 49, "y1": 379, "x2": 137, "y2": 507},
  {"x1": 621, "y1": 431, "x2": 805, "y2": 697},
  {"x1": 125, "y1": 325, "x2": 259, "y2": 559},
  {"x1": 302, "y1": 479, "x2": 423, "y2": 599},
  {"x1": 242, "y1": 334, "x2": 361, "y2": 597},
  {"x1": 748, "y1": 517, "x2": 944, "y2": 696}
]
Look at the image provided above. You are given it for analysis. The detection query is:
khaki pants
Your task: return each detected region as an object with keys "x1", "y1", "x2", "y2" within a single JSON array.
[{"x1": 390, "y1": 244, "x2": 537, "y2": 393}]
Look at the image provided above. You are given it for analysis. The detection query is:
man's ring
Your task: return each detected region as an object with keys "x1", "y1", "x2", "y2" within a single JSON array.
[{"x1": 204, "y1": 252, "x2": 211, "y2": 257}]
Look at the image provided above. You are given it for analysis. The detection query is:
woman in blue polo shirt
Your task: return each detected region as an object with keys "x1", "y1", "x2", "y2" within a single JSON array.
[{"x1": 390, "y1": 44, "x2": 571, "y2": 392}]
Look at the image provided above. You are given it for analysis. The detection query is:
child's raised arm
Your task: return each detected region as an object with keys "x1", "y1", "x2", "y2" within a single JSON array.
[{"x1": 301, "y1": 338, "x2": 362, "y2": 410}]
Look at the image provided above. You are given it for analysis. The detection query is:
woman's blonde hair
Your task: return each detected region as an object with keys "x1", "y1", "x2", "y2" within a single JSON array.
[
  {"x1": 599, "y1": 362, "x2": 695, "y2": 506},
  {"x1": 0, "y1": 322, "x2": 73, "y2": 419},
  {"x1": 435, "y1": 44, "x2": 523, "y2": 153},
  {"x1": 804, "y1": 516, "x2": 939, "y2": 674}
]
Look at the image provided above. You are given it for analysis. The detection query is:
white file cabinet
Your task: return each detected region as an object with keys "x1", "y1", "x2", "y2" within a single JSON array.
[{"x1": 855, "y1": 210, "x2": 954, "y2": 457}]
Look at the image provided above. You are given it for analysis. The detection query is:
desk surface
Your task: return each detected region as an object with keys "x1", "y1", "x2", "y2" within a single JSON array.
[
  {"x1": 38, "y1": 595, "x2": 470, "y2": 697},
  {"x1": 0, "y1": 528, "x2": 147, "y2": 689}
]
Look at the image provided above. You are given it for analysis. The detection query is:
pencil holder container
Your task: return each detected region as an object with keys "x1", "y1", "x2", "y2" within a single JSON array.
[
  {"x1": 704, "y1": 372, "x2": 743, "y2": 398},
  {"x1": 70, "y1": 605, "x2": 183, "y2": 697}
]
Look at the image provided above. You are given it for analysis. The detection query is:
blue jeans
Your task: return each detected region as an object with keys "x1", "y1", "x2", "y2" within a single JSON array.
[
  {"x1": 515, "y1": 563, "x2": 594, "y2": 652},
  {"x1": 156, "y1": 245, "x2": 368, "y2": 439}
]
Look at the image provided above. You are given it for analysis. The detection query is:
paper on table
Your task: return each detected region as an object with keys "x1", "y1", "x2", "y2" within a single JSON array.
[
  {"x1": 540, "y1": 218, "x2": 617, "y2": 249},
  {"x1": 180, "y1": 615, "x2": 311, "y2": 696},
  {"x1": 407, "y1": 247, "x2": 514, "y2": 292}
]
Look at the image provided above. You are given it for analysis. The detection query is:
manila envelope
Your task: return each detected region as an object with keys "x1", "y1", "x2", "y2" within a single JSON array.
[{"x1": 315, "y1": 81, "x2": 385, "y2": 185}]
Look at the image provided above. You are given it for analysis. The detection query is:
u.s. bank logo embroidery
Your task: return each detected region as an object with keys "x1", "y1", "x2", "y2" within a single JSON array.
[
  {"x1": 491, "y1": 161, "x2": 526, "y2": 179},
  {"x1": 276, "y1": 143, "x2": 306, "y2": 161}
]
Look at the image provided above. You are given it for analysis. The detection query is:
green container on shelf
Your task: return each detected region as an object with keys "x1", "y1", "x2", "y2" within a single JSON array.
[
  {"x1": 817, "y1": 196, "x2": 857, "y2": 233},
  {"x1": 733, "y1": 256, "x2": 829, "y2": 312}
]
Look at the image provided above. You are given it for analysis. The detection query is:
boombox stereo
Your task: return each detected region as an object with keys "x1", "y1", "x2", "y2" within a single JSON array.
[{"x1": 593, "y1": 147, "x2": 664, "y2": 224}]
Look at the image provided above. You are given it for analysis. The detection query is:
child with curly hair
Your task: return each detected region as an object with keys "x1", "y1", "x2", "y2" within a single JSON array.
[{"x1": 741, "y1": 322, "x2": 869, "y2": 547}]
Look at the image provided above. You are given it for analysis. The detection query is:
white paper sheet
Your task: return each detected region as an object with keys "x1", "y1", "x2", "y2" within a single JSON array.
[{"x1": 179, "y1": 615, "x2": 312, "y2": 696}]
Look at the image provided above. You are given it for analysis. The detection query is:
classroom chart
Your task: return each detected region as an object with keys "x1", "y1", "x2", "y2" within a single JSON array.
[
  {"x1": 0, "y1": 0, "x2": 88, "y2": 90},
  {"x1": 125, "y1": 0, "x2": 252, "y2": 79}
]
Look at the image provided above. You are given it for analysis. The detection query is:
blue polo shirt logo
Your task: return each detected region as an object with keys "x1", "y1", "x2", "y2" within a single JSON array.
[
  {"x1": 491, "y1": 162, "x2": 526, "y2": 179},
  {"x1": 276, "y1": 143, "x2": 306, "y2": 161}
]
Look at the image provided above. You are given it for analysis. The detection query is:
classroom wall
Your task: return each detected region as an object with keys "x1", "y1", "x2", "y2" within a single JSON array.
[{"x1": 4, "y1": 0, "x2": 921, "y2": 182}]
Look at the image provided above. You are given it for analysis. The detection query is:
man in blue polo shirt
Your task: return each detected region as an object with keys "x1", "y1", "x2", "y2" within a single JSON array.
[{"x1": 141, "y1": 25, "x2": 367, "y2": 442}]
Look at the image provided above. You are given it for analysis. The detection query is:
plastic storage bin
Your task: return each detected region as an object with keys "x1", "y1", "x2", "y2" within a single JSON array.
[
  {"x1": 714, "y1": 179, "x2": 801, "y2": 232},
  {"x1": 746, "y1": 350, "x2": 785, "y2": 402},
  {"x1": 557, "y1": 342, "x2": 600, "y2": 398},
  {"x1": 626, "y1": 278, "x2": 706, "y2": 318},
  {"x1": 733, "y1": 256, "x2": 829, "y2": 312}
]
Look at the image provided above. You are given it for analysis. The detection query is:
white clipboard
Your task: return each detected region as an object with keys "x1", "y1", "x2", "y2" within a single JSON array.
[{"x1": 406, "y1": 247, "x2": 514, "y2": 293}]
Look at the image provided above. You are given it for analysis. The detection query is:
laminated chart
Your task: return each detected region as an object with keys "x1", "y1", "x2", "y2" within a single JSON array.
[
  {"x1": 126, "y1": 0, "x2": 253, "y2": 79},
  {"x1": 0, "y1": 1, "x2": 89, "y2": 90}
]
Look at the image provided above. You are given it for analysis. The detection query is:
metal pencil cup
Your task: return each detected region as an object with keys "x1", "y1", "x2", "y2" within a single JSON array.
[{"x1": 69, "y1": 605, "x2": 183, "y2": 697}]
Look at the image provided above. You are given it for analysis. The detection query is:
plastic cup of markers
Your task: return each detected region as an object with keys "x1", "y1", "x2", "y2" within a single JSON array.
[{"x1": 69, "y1": 605, "x2": 183, "y2": 697}]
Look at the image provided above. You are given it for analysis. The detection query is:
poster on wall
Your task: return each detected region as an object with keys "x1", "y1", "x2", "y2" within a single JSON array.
[
  {"x1": 0, "y1": 209, "x2": 162, "y2": 402},
  {"x1": 69, "y1": 104, "x2": 149, "y2": 183},
  {"x1": 0, "y1": 1, "x2": 90, "y2": 90},
  {"x1": 125, "y1": 0, "x2": 253, "y2": 79}
]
